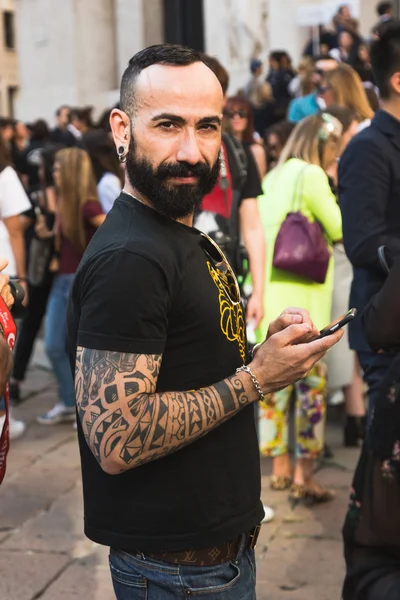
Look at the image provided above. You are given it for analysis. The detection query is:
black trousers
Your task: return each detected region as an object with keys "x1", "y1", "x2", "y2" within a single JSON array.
[
  {"x1": 12, "y1": 276, "x2": 54, "y2": 381},
  {"x1": 357, "y1": 350, "x2": 394, "y2": 427}
]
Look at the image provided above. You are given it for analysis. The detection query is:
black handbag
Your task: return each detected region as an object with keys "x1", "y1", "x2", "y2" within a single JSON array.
[{"x1": 27, "y1": 196, "x2": 54, "y2": 287}]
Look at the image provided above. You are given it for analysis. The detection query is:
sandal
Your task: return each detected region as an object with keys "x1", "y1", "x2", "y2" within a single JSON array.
[
  {"x1": 288, "y1": 482, "x2": 307, "y2": 508},
  {"x1": 289, "y1": 482, "x2": 335, "y2": 508},
  {"x1": 306, "y1": 482, "x2": 335, "y2": 504},
  {"x1": 270, "y1": 475, "x2": 292, "y2": 491}
]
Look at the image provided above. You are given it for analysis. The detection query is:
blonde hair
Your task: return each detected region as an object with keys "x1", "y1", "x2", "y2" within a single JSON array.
[
  {"x1": 56, "y1": 147, "x2": 99, "y2": 251},
  {"x1": 297, "y1": 56, "x2": 316, "y2": 96},
  {"x1": 278, "y1": 114, "x2": 342, "y2": 168},
  {"x1": 325, "y1": 64, "x2": 374, "y2": 121}
]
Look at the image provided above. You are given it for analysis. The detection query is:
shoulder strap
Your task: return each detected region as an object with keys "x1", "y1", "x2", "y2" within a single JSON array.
[
  {"x1": 292, "y1": 164, "x2": 309, "y2": 212},
  {"x1": 222, "y1": 133, "x2": 248, "y2": 186}
]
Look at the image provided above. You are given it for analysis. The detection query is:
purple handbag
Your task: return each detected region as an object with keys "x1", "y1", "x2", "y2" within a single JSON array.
[{"x1": 272, "y1": 166, "x2": 330, "y2": 284}]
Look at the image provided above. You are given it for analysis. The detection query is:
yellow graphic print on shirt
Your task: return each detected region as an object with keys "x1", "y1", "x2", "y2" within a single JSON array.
[{"x1": 206, "y1": 261, "x2": 246, "y2": 363}]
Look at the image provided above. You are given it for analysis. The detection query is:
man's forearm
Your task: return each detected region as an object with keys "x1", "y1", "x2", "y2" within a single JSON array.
[{"x1": 75, "y1": 348, "x2": 258, "y2": 475}]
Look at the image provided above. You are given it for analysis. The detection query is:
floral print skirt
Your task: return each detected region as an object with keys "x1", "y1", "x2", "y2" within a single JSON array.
[{"x1": 258, "y1": 363, "x2": 327, "y2": 459}]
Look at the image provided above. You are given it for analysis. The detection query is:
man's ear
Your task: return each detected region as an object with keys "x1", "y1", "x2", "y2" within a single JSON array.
[
  {"x1": 110, "y1": 109, "x2": 130, "y2": 155},
  {"x1": 389, "y1": 72, "x2": 400, "y2": 96}
]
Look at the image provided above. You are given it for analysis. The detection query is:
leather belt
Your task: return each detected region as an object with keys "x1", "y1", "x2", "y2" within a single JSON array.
[{"x1": 138, "y1": 524, "x2": 262, "y2": 567}]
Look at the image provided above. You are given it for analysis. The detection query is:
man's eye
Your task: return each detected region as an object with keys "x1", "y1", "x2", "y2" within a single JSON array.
[
  {"x1": 158, "y1": 122, "x2": 175, "y2": 130},
  {"x1": 199, "y1": 124, "x2": 218, "y2": 131}
]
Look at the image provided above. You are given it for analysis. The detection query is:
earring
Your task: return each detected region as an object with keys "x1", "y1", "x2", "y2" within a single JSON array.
[{"x1": 117, "y1": 145, "x2": 127, "y2": 163}]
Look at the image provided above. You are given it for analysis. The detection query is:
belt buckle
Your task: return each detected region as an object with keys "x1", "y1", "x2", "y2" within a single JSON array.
[{"x1": 249, "y1": 524, "x2": 261, "y2": 550}]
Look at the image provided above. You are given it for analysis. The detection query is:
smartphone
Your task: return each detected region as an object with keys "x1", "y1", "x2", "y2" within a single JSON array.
[{"x1": 317, "y1": 308, "x2": 357, "y2": 339}]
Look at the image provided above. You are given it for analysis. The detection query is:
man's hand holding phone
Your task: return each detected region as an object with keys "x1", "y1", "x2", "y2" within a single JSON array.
[{"x1": 249, "y1": 308, "x2": 344, "y2": 395}]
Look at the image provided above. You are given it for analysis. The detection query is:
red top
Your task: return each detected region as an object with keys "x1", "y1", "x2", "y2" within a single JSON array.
[
  {"x1": 58, "y1": 200, "x2": 103, "y2": 274},
  {"x1": 200, "y1": 143, "x2": 233, "y2": 218}
]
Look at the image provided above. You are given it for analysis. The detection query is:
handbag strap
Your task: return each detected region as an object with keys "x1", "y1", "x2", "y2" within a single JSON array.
[{"x1": 292, "y1": 164, "x2": 309, "y2": 212}]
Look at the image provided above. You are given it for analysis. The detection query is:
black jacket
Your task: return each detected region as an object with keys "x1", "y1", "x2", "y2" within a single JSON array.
[{"x1": 339, "y1": 110, "x2": 400, "y2": 352}]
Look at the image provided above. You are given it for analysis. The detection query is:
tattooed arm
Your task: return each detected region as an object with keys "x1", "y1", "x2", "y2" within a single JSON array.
[
  {"x1": 75, "y1": 348, "x2": 258, "y2": 475},
  {"x1": 75, "y1": 311, "x2": 344, "y2": 475}
]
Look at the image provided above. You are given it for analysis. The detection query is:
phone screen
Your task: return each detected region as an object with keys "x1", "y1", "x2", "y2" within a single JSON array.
[{"x1": 318, "y1": 309, "x2": 357, "y2": 339}]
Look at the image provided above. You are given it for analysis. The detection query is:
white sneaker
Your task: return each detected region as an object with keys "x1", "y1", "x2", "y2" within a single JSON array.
[
  {"x1": 37, "y1": 403, "x2": 76, "y2": 425},
  {"x1": 262, "y1": 505, "x2": 275, "y2": 523},
  {"x1": 328, "y1": 390, "x2": 345, "y2": 406},
  {"x1": 0, "y1": 413, "x2": 26, "y2": 440}
]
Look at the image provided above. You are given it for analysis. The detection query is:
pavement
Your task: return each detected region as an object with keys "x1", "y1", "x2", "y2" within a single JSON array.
[{"x1": 0, "y1": 345, "x2": 360, "y2": 600}]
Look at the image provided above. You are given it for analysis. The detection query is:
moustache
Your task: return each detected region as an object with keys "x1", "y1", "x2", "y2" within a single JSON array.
[{"x1": 156, "y1": 161, "x2": 213, "y2": 180}]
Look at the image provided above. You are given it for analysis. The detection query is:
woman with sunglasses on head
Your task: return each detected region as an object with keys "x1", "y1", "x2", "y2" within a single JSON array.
[
  {"x1": 224, "y1": 96, "x2": 267, "y2": 180},
  {"x1": 323, "y1": 63, "x2": 375, "y2": 131},
  {"x1": 36, "y1": 148, "x2": 105, "y2": 425},
  {"x1": 256, "y1": 113, "x2": 343, "y2": 505}
]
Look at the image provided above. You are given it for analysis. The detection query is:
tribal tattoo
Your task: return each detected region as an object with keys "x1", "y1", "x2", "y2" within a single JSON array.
[{"x1": 75, "y1": 347, "x2": 255, "y2": 474}]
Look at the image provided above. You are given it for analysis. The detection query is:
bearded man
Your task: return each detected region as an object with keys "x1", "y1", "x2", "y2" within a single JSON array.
[{"x1": 66, "y1": 44, "x2": 342, "y2": 600}]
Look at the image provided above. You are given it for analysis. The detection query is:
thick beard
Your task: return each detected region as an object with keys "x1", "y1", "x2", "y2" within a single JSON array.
[{"x1": 125, "y1": 137, "x2": 220, "y2": 221}]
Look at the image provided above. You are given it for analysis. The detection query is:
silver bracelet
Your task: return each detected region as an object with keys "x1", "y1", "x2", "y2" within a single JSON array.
[{"x1": 236, "y1": 365, "x2": 264, "y2": 402}]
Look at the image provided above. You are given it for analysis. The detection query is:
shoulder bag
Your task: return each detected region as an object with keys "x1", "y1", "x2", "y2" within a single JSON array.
[{"x1": 272, "y1": 165, "x2": 330, "y2": 284}]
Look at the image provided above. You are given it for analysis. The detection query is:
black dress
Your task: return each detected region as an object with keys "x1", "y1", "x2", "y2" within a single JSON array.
[{"x1": 343, "y1": 258, "x2": 400, "y2": 599}]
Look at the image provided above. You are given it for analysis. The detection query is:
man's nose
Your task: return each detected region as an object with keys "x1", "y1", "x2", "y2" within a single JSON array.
[{"x1": 176, "y1": 130, "x2": 202, "y2": 165}]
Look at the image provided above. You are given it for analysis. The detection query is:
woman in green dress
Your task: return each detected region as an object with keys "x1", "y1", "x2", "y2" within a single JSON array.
[{"x1": 256, "y1": 114, "x2": 343, "y2": 504}]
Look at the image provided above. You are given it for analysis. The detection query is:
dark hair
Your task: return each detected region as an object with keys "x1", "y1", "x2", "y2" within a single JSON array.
[
  {"x1": 269, "y1": 51, "x2": 282, "y2": 63},
  {"x1": 371, "y1": 22, "x2": 400, "y2": 98},
  {"x1": 0, "y1": 117, "x2": 14, "y2": 129},
  {"x1": 200, "y1": 53, "x2": 229, "y2": 95},
  {"x1": 70, "y1": 106, "x2": 94, "y2": 129},
  {"x1": 83, "y1": 129, "x2": 122, "y2": 184},
  {"x1": 364, "y1": 84, "x2": 380, "y2": 111},
  {"x1": 121, "y1": 44, "x2": 202, "y2": 116},
  {"x1": 323, "y1": 105, "x2": 356, "y2": 133},
  {"x1": 40, "y1": 144, "x2": 63, "y2": 188},
  {"x1": 377, "y1": 1, "x2": 393, "y2": 16},
  {"x1": 96, "y1": 108, "x2": 112, "y2": 132},
  {"x1": 224, "y1": 96, "x2": 255, "y2": 144},
  {"x1": 265, "y1": 120, "x2": 296, "y2": 147},
  {"x1": 0, "y1": 130, "x2": 11, "y2": 169},
  {"x1": 55, "y1": 105, "x2": 70, "y2": 117},
  {"x1": 338, "y1": 4, "x2": 350, "y2": 14},
  {"x1": 30, "y1": 119, "x2": 50, "y2": 141}
]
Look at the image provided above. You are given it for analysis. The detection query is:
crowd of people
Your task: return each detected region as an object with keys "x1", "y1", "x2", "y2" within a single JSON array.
[
  {"x1": 0, "y1": 3, "x2": 400, "y2": 599},
  {"x1": 0, "y1": 1, "x2": 385, "y2": 489},
  {"x1": 0, "y1": 105, "x2": 124, "y2": 438}
]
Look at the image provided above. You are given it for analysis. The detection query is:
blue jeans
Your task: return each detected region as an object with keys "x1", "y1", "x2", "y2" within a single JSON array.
[
  {"x1": 109, "y1": 535, "x2": 256, "y2": 600},
  {"x1": 44, "y1": 274, "x2": 75, "y2": 408}
]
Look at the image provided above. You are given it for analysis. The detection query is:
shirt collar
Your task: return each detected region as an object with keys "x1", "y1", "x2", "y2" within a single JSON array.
[{"x1": 373, "y1": 110, "x2": 400, "y2": 150}]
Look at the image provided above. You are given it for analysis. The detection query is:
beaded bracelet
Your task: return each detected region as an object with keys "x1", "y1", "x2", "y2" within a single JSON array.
[{"x1": 236, "y1": 365, "x2": 264, "y2": 402}]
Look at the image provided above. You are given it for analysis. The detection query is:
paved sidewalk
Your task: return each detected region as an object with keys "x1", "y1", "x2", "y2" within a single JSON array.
[{"x1": 0, "y1": 364, "x2": 360, "y2": 599}]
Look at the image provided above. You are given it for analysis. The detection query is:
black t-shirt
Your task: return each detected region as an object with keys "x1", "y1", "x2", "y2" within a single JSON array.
[
  {"x1": 50, "y1": 127, "x2": 79, "y2": 148},
  {"x1": 19, "y1": 140, "x2": 46, "y2": 192},
  {"x1": 67, "y1": 192, "x2": 263, "y2": 552}
]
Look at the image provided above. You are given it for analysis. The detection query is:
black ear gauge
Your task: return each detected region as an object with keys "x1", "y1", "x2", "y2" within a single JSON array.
[{"x1": 117, "y1": 145, "x2": 127, "y2": 163}]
